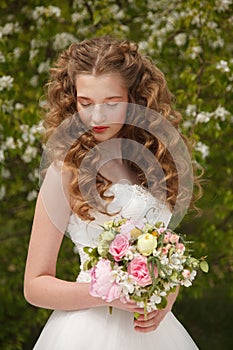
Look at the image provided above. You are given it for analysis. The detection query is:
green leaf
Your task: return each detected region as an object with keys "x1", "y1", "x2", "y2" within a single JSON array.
[
  {"x1": 156, "y1": 296, "x2": 168, "y2": 310},
  {"x1": 200, "y1": 261, "x2": 209, "y2": 273}
]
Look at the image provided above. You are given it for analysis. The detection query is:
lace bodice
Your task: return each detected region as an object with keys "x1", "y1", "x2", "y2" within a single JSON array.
[{"x1": 66, "y1": 183, "x2": 172, "y2": 282}]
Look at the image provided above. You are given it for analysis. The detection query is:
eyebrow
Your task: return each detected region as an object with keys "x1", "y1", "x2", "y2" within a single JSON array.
[{"x1": 77, "y1": 96, "x2": 124, "y2": 100}]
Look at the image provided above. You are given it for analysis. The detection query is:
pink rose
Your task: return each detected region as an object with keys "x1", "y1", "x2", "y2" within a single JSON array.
[
  {"x1": 109, "y1": 234, "x2": 129, "y2": 261},
  {"x1": 90, "y1": 260, "x2": 122, "y2": 302},
  {"x1": 128, "y1": 255, "x2": 158, "y2": 287},
  {"x1": 170, "y1": 234, "x2": 180, "y2": 243},
  {"x1": 176, "y1": 242, "x2": 185, "y2": 253},
  {"x1": 164, "y1": 232, "x2": 172, "y2": 243}
]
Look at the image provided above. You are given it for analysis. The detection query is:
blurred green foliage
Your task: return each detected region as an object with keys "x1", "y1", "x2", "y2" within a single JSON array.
[{"x1": 0, "y1": 0, "x2": 232, "y2": 349}]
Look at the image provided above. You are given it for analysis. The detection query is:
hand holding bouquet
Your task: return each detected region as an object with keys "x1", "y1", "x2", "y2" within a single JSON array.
[{"x1": 83, "y1": 218, "x2": 208, "y2": 316}]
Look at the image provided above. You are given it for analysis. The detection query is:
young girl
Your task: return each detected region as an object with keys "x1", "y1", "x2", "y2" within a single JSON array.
[{"x1": 24, "y1": 36, "x2": 199, "y2": 349}]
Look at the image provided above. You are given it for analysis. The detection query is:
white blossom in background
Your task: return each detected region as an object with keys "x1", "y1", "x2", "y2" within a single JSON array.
[
  {"x1": 214, "y1": 106, "x2": 230, "y2": 121},
  {"x1": 207, "y1": 21, "x2": 218, "y2": 29},
  {"x1": 174, "y1": 33, "x2": 187, "y2": 47},
  {"x1": 28, "y1": 168, "x2": 39, "y2": 182},
  {"x1": 13, "y1": 47, "x2": 22, "y2": 59},
  {"x1": 30, "y1": 38, "x2": 47, "y2": 49},
  {"x1": 0, "y1": 75, "x2": 14, "y2": 91},
  {"x1": 216, "y1": 60, "x2": 230, "y2": 73},
  {"x1": 1, "y1": 168, "x2": 11, "y2": 179},
  {"x1": 27, "y1": 190, "x2": 38, "y2": 201},
  {"x1": 185, "y1": 104, "x2": 197, "y2": 117},
  {"x1": 182, "y1": 120, "x2": 193, "y2": 129},
  {"x1": 21, "y1": 146, "x2": 38, "y2": 163},
  {"x1": 4, "y1": 137, "x2": 16, "y2": 150},
  {"x1": 0, "y1": 51, "x2": 5, "y2": 62},
  {"x1": 17, "y1": 139, "x2": 23, "y2": 149},
  {"x1": 52, "y1": 32, "x2": 77, "y2": 51},
  {"x1": 215, "y1": 0, "x2": 233, "y2": 12},
  {"x1": 31, "y1": 5, "x2": 61, "y2": 20},
  {"x1": 20, "y1": 123, "x2": 42, "y2": 144},
  {"x1": 196, "y1": 111, "x2": 212, "y2": 123},
  {"x1": 29, "y1": 75, "x2": 39, "y2": 87},
  {"x1": 138, "y1": 41, "x2": 149, "y2": 52},
  {"x1": 210, "y1": 36, "x2": 224, "y2": 49},
  {"x1": 189, "y1": 46, "x2": 202, "y2": 60},
  {"x1": 29, "y1": 49, "x2": 39, "y2": 60},
  {"x1": 195, "y1": 142, "x2": 209, "y2": 159},
  {"x1": 38, "y1": 59, "x2": 50, "y2": 74},
  {"x1": 71, "y1": 10, "x2": 88, "y2": 23},
  {"x1": 0, "y1": 22, "x2": 21, "y2": 39},
  {"x1": 15, "y1": 103, "x2": 24, "y2": 110},
  {"x1": 1, "y1": 100, "x2": 14, "y2": 113},
  {"x1": 0, "y1": 185, "x2": 6, "y2": 200},
  {"x1": 0, "y1": 149, "x2": 4, "y2": 163}
]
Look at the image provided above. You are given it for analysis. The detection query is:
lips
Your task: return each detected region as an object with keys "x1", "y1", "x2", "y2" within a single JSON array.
[{"x1": 92, "y1": 126, "x2": 109, "y2": 133}]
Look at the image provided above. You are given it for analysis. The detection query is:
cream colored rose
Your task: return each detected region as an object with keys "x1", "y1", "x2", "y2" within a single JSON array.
[{"x1": 137, "y1": 233, "x2": 157, "y2": 256}]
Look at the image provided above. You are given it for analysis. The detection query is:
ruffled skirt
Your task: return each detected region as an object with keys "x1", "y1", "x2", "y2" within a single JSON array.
[{"x1": 33, "y1": 307, "x2": 198, "y2": 349}]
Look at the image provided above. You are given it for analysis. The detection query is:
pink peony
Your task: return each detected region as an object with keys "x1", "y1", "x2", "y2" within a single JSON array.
[
  {"x1": 128, "y1": 255, "x2": 158, "y2": 287},
  {"x1": 89, "y1": 260, "x2": 122, "y2": 302},
  {"x1": 109, "y1": 234, "x2": 130, "y2": 261}
]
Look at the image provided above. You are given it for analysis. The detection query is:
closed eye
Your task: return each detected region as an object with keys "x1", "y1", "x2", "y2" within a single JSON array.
[
  {"x1": 79, "y1": 102, "x2": 92, "y2": 108},
  {"x1": 105, "y1": 102, "x2": 119, "y2": 107}
]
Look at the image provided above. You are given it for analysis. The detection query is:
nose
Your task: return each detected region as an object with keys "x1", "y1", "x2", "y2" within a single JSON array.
[{"x1": 91, "y1": 104, "x2": 106, "y2": 124}]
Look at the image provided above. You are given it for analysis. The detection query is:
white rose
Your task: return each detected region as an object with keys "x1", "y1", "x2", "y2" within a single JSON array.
[{"x1": 137, "y1": 233, "x2": 157, "y2": 256}]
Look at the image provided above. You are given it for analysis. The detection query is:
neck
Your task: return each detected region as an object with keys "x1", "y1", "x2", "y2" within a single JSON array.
[{"x1": 98, "y1": 138, "x2": 123, "y2": 165}]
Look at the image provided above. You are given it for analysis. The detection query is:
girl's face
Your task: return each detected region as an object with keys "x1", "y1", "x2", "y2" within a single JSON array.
[{"x1": 75, "y1": 74, "x2": 128, "y2": 142}]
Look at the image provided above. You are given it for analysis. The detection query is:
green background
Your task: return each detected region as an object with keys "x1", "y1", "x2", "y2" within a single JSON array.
[{"x1": 0, "y1": 1, "x2": 232, "y2": 349}]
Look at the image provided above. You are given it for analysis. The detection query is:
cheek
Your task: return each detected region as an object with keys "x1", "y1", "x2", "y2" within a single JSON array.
[
  {"x1": 109, "y1": 105, "x2": 127, "y2": 125},
  {"x1": 77, "y1": 108, "x2": 90, "y2": 126}
]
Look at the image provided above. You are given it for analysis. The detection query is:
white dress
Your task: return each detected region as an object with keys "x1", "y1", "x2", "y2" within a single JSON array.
[{"x1": 33, "y1": 183, "x2": 199, "y2": 349}]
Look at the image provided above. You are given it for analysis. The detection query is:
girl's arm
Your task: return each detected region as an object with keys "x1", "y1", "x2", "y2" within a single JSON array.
[{"x1": 24, "y1": 190, "x2": 107, "y2": 311}]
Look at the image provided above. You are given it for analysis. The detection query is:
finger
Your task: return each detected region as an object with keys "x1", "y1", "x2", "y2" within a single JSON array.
[
  {"x1": 136, "y1": 310, "x2": 159, "y2": 321},
  {"x1": 134, "y1": 324, "x2": 158, "y2": 333},
  {"x1": 134, "y1": 317, "x2": 158, "y2": 329}
]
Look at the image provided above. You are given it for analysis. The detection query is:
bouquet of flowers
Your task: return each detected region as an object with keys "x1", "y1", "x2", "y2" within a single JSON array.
[{"x1": 83, "y1": 218, "x2": 208, "y2": 316}]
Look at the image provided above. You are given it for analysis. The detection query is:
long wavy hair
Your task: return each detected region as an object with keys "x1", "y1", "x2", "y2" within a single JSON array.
[{"x1": 43, "y1": 36, "x2": 201, "y2": 221}]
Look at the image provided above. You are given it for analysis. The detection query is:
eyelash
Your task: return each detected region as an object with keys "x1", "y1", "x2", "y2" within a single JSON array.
[{"x1": 79, "y1": 102, "x2": 118, "y2": 108}]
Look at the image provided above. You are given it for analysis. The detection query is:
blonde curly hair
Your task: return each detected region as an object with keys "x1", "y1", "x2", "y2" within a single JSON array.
[{"x1": 43, "y1": 36, "x2": 200, "y2": 221}]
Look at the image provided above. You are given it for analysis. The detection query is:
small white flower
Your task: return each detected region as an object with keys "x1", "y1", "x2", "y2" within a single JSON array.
[
  {"x1": 196, "y1": 111, "x2": 211, "y2": 123},
  {"x1": 189, "y1": 46, "x2": 202, "y2": 60},
  {"x1": 21, "y1": 146, "x2": 38, "y2": 163},
  {"x1": 27, "y1": 190, "x2": 38, "y2": 201},
  {"x1": 2, "y1": 168, "x2": 10, "y2": 178},
  {"x1": 52, "y1": 32, "x2": 77, "y2": 51},
  {"x1": 0, "y1": 52, "x2": 5, "y2": 63},
  {"x1": 29, "y1": 49, "x2": 39, "y2": 60},
  {"x1": 0, "y1": 75, "x2": 14, "y2": 91},
  {"x1": 174, "y1": 33, "x2": 187, "y2": 47},
  {"x1": 195, "y1": 142, "x2": 209, "y2": 159},
  {"x1": 15, "y1": 103, "x2": 24, "y2": 110},
  {"x1": 5, "y1": 136, "x2": 16, "y2": 150},
  {"x1": 38, "y1": 59, "x2": 50, "y2": 74},
  {"x1": 216, "y1": 60, "x2": 230, "y2": 73},
  {"x1": 13, "y1": 47, "x2": 22, "y2": 59},
  {"x1": 0, "y1": 149, "x2": 4, "y2": 162},
  {"x1": 185, "y1": 104, "x2": 197, "y2": 117},
  {"x1": 215, "y1": 0, "x2": 233, "y2": 12},
  {"x1": 30, "y1": 75, "x2": 39, "y2": 87},
  {"x1": 214, "y1": 106, "x2": 230, "y2": 121},
  {"x1": 0, "y1": 185, "x2": 6, "y2": 200}
]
